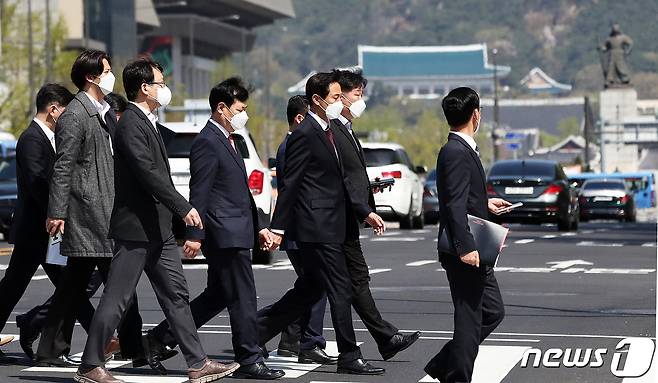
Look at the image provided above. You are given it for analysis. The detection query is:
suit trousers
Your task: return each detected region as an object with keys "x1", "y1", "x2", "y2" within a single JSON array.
[
  {"x1": 80, "y1": 235, "x2": 206, "y2": 368},
  {"x1": 152, "y1": 247, "x2": 262, "y2": 366},
  {"x1": 343, "y1": 238, "x2": 398, "y2": 348},
  {"x1": 257, "y1": 242, "x2": 361, "y2": 363},
  {"x1": 0, "y1": 238, "x2": 94, "y2": 336},
  {"x1": 277, "y1": 249, "x2": 327, "y2": 352},
  {"x1": 36, "y1": 257, "x2": 142, "y2": 362},
  {"x1": 427, "y1": 254, "x2": 505, "y2": 383}
]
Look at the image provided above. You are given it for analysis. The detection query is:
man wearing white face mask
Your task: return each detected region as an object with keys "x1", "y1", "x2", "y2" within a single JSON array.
[
  {"x1": 145, "y1": 77, "x2": 284, "y2": 380},
  {"x1": 37, "y1": 50, "x2": 144, "y2": 369},
  {"x1": 331, "y1": 69, "x2": 421, "y2": 361},
  {"x1": 76, "y1": 58, "x2": 239, "y2": 383}
]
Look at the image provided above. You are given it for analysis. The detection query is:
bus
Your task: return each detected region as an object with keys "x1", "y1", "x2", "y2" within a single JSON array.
[{"x1": 569, "y1": 172, "x2": 656, "y2": 208}]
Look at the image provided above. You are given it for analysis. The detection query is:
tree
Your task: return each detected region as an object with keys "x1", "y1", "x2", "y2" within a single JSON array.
[{"x1": 557, "y1": 116, "x2": 580, "y2": 138}]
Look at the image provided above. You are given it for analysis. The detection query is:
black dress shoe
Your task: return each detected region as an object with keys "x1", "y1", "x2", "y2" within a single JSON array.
[
  {"x1": 141, "y1": 332, "x2": 178, "y2": 375},
  {"x1": 16, "y1": 314, "x2": 39, "y2": 360},
  {"x1": 276, "y1": 347, "x2": 298, "y2": 358},
  {"x1": 232, "y1": 361, "x2": 285, "y2": 380},
  {"x1": 36, "y1": 355, "x2": 81, "y2": 367},
  {"x1": 379, "y1": 331, "x2": 421, "y2": 361},
  {"x1": 337, "y1": 358, "x2": 385, "y2": 375},
  {"x1": 298, "y1": 346, "x2": 338, "y2": 365}
]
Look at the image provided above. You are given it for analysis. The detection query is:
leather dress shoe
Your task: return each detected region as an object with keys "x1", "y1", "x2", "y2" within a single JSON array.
[
  {"x1": 16, "y1": 315, "x2": 38, "y2": 360},
  {"x1": 298, "y1": 346, "x2": 338, "y2": 365},
  {"x1": 36, "y1": 354, "x2": 82, "y2": 367},
  {"x1": 141, "y1": 332, "x2": 178, "y2": 375},
  {"x1": 232, "y1": 361, "x2": 285, "y2": 380},
  {"x1": 188, "y1": 359, "x2": 240, "y2": 383},
  {"x1": 74, "y1": 366, "x2": 125, "y2": 383},
  {"x1": 276, "y1": 347, "x2": 298, "y2": 358},
  {"x1": 103, "y1": 337, "x2": 120, "y2": 362},
  {"x1": 380, "y1": 331, "x2": 421, "y2": 361},
  {"x1": 337, "y1": 358, "x2": 385, "y2": 375}
]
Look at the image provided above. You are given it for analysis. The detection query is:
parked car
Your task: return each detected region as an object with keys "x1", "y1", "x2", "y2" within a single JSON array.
[
  {"x1": 160, "y1": 122, "x2": 275, "y2": 264},
  {"x1": 422, "y1": 169, "x2": 439, "y2": 225},
  {"x1": 579, "y1": 179, "x2": 636, "y2": 222},
  {"x1": 361, "y1": 143, "x2": 425, "y2": 229},
  {"x1": 0, "y1": 155, "x2": 17, "y2": 239},
  {"x1": 487, "y1": 159, "x2": 579, "y2": 231}
]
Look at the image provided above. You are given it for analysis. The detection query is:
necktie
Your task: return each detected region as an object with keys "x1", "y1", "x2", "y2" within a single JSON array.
[
  {"x1": 228, "y1": 135, "x2": 237, "y2": 153},
  {"x1": 475, "y1": 146, "x2": 480, "y2": 156},
  {"x1": 325, "y1": 128, "x2": 336, "y2": 147}
]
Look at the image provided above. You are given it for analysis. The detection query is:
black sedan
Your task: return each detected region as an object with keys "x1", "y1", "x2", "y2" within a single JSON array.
[
  {"x1": 579, "y1": 179, "x2": 636, "y2": 222},
  {"x1": 422, "y1": 169, "x2": 439, "y2": 224},
  {"x1": 0, "y1": 156, "x2": 17, "y2": 239},
  {"x1": 487, "y1": 160, "x2": 579, "y2": 231}
]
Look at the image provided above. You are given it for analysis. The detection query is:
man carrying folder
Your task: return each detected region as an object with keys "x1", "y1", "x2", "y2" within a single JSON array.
[{"x1": 425, "y1": 87, "x2": 510, "y2": 383}]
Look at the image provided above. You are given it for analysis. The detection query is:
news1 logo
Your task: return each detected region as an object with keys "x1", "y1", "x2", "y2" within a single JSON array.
[{"x1": 520, "y1": 338, "x2": 655, "y2": 378}]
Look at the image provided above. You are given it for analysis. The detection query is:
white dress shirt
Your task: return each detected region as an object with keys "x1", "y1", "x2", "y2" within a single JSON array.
[
  {"x1": 208, "y1": 118, "x2": 230, "y2": 139},
  {"x1": 129, "y1": 102, "x2": 159, "y2": 130},
  {"x1": 33, "y1": 117, "x2": 56, "y2": 151},
  {"x1": 450, "y1": 131, "x2": 478, "y2": 153},
  {"x1": 84, "y1": 92, "x2": 114, "y2": 154},
  {"x1": 308, "y1": 110, "x2": 329, "y2": 131}
]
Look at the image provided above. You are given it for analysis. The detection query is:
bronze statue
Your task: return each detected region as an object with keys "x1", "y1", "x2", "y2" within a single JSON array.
[{"x1": 597, "y1": 23, "x2": 633, "y2": 88}]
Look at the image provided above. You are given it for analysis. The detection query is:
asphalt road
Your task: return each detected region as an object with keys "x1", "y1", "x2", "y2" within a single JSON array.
[{"x1": 0, "y1": 218, "x2": 655, "y2": 383}]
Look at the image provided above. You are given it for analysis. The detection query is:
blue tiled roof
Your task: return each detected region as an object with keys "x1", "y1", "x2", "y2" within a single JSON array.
[{"x1": 358, "y1": 44, "x2": 510, "y2": 79}]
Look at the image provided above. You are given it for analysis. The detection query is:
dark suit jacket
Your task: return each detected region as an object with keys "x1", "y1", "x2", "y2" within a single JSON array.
[
  {"x1": 436, "y1": 133, "x2": 488, "y2": 256},
  {"x1": 271, "y1": 113, "x2": 346, "y2": 244},
  {"x1": 8, "y1": 121, "x2": 56, "y2": 245},
  {"x1": 331, "y1": 119, "x2": 375, "y2": 239},
  {"x1": 186, "y1": 120, "x2": 264, "y2": 250},
  {"x1": 109, "y1": 103, "x2": 192, "y2": 243},
  {"x1": 275, "y1": 133, "x2": 297, "y2": 251}
]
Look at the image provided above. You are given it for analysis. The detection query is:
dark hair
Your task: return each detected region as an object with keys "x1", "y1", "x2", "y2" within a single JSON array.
[
  {"x1": 209, "y1": 77, "x2": 249, "y2": 111},
  {"x1": 441, "y1": 87, "x2": 480, "y2": 127},
  {"x1": 122, "y1": 57, "x2": 163, "y2": 101},
  {"x1": 104, "y1": 93, "x2": 128, "y2": 114},
  {"x1": 70, "y1": 49, "x2": 111, "y2": 90},
  {"x1": 335, "y1": 68, "x2": 368, "y2": 93},
  {"x1": 286, "y1": 95, "x2": 309, "y2": 125},
  {"x1": 36, "y1": 83, "x2": 74, "y2": 112},
  {"x1": 305, "y1": 71, "x2": 340, "y2": 103}
]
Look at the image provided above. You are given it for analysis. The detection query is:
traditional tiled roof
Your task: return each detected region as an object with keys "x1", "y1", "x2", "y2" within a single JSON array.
[
  {"x1": 520, "y1": 67, "x2": 572, "y2": 94},
  {"x1": 357, "y1": 44, "x2": 510, "y2": 79}
]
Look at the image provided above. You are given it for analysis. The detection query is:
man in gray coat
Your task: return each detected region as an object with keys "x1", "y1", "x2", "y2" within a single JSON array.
[{"x1": 35, "y1": 50, "x2": 143, "y2": 367}]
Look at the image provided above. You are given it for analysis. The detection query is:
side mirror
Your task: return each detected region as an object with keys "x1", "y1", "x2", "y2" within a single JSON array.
[
  {"x1": 267, "y1": 157, "x2": 276, "y2": 169},
  {"x1": 415, "y1": 165, "x2": 428, "y2": 174}
]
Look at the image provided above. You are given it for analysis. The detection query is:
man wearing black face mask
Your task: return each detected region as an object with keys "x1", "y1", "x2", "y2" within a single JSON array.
[{"x1": 331, "y1": 69, "x2": 421, "y2": 361}]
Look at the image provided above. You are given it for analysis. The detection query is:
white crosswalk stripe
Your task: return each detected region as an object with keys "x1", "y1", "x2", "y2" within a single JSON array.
[
  {"x1": 419, "y1": 345, "x2": 531, "y2": 383},
  {"x1": 406, "y1": 260, "x2": 438, "y2": 267},
  {"x1": 371, "y1": 237, "x2": 423, "y2": 242}
]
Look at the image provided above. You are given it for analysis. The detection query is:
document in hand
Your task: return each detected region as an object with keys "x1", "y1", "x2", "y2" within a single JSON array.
[
  {"x1": 438, "y1": 215, "x2": 509, "y2": 267},
  {"x1": 46, "y1": 232, "x2": 67, "y2": 266}
]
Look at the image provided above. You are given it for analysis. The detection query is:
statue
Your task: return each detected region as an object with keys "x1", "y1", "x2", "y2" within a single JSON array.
[{"x1": 597, "y1": 23, "x2": 633, "y2": 88}]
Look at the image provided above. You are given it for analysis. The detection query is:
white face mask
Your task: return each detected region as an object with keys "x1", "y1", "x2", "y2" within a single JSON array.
[
  {"x1": 348, "y1": 98, "x2": 367, "y2": 118},
  {"x1": 324, "y1": 100, "x2": 344, "y2": 120},
  {"x1": 95, "y1": 72, "x2": 115, "y2": 95},
  {"x1": 229, "y1": 110, "x2": 249, "y2": 131},
  {"x1": 152, "y1": 85, "x2": 172, "y2": 107}
]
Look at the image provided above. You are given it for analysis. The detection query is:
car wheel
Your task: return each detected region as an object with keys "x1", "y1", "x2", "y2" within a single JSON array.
[
  {"x1": 570, "y1": 214, "x2": 579, "y2": 231},
  {"x1": 252, "y1": 248, "x2": 273, "y2": 264},
  {"x1": 412, "y1": 210, "x2": 424, "y2": 229},
  {"x1": 557, "y1": 215, "x2": 571, "y2": 231}
]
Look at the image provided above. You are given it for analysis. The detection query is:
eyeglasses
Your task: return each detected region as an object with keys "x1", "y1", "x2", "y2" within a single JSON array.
[{"x1": 148, "y1": 81, "x2": 167, "y2": 88}]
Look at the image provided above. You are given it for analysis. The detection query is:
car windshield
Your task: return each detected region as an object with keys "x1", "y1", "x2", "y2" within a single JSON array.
[
  {"x1": 426, "y1": 169, "x2": 437, "y2": 182},
  {"x1": 363, "y1": 149, "x2": 399, "y2": 167},
  {"x1": 489, "y1": 162, "x2": 555, "y2": 178},
  {"x1": 165, "y1": 133, "x2": 249, "y2": 159},
  {"x1": 584, "y1": 181, "x2": 625, "y2": 190},
  {"x1": 0, "y1": 157, "x2": 16, "y2": 181}
]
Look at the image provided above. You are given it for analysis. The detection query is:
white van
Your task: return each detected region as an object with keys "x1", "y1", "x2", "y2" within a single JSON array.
[{"x1": 160, "y1": 121, "x2": 275, "y2": 263}]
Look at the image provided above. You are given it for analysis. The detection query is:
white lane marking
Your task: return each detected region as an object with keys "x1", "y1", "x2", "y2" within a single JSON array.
[
  {"x1": 514, "y1": 239, "x2": 535, "y2": 244},
  {"x1": 508, "y1": 268, "x2": 555, "y2": 273},
  {"x1": 561, "y1": 232, "x2": 577, "y2": 236},
  {"x1": 642, "y1": 242, "x2": 657, "y2": 247},
  {"x1": 359, "y1": 234, "x2": 369, "y2": 239},
  {"x1": 381, "y1": 231, "x2": 401, "y2": 236},
  {"x1": 547, "y1": 260, "x2": 593, "y2": 269},
  {"x1": 541, "y1": 234, "x2": 557, "y2": 239},
  {"x1": 411, "y1": 229, "x2": 430, "y2": 234},
  {"x1": 370, "y1": 237, "x2": 422, "y2": 242},
  {"x1": 183, "y1": 264, "x2": 208, "y2": 270},
  {"x1": 368, "y1": 268, "x2": 392, "y2": 275},
  {"x1": 268, "y1": 265, "x2": 296, "y2": 271},
  {"x1": 106, "y1": 377, "x2": 188, "y2": 383},
  {"x1": 419, "y1": 345, "x2": 531, "y2": 383},
  {"x1": 580, "y1": 230, "x2": 594, "y2": 234},
  {"x1": 577, "y1": 241, "x2": 623, "y2": 247},
  {"x1": 420, "y1": 336, "x2": 539, "y2": 343},
  {"x1": 406, "y1": 260, "x2": 438, "y2": 266},
  {"x1": 584, "y1": 268, "x2": 655, "y2": 274}
]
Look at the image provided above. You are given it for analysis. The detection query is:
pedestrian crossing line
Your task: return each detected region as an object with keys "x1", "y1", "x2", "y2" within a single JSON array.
[
  {"x1": 514, "y1": 239, "x2": 535, "y2": 244},
  {"x1": 368, "y1": 268, "x2": 392, "y2": 275},
  {"x1": 419, "y1": 345, "x2": 531, "y2": 383},
  {"x1": 23, "y1": 352, "x2": 131, "y2": 373},
  {"x1": 420, "y1": 336, "x2": 540, "y2": 343},
  {"x1": 370, "y1": 237, "x2": 423, "y2": 242},
  {"x1": 642, "y1": 242, "x2": 657, "y2": 247},
  {"x1": 406, "y1": 260, "x2": 438, "y2": 267},
  {"x1": 541, "y1": 234, "x2": 557, "y2": 239},
  {"x1": 577, "y1": 241, "x2": 624, "y2": 247}
]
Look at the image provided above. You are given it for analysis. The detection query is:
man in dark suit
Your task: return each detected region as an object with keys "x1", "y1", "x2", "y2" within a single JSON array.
[
  {"x1": 0, "y1": 84, "x2": 97, "y2": 361},
  {"x1": 270, "y1": 95, "x2": 334, "y2": 364},
  {"x1": 261, "y1": 72, "x2": 384, "y2": 375},
  {"x1": 146, "y1": 78, "x2": 283, "y2": 380},
  {"x1": 75, "y1": 58, "x2": 238, "y2": 383},
  {"x1": 331, "y1": 68, "x2": 421, "y2": 360},
  {"x1": 424, "y1": 87, "x2": 509, "y2": 383}
]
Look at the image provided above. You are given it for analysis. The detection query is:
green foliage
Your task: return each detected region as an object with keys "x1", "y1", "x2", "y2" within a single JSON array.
[{"x1": 557, "y1": 116, "x2": 581, "y2": 138}]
